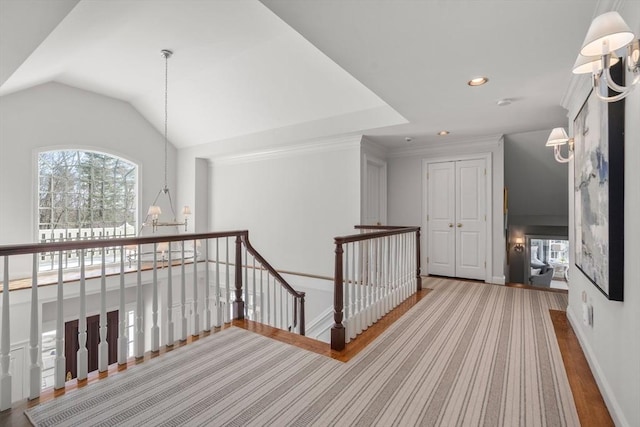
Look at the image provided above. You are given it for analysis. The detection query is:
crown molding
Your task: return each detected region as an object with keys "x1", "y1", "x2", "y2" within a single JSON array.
[
  {"x1": 210, "y1": 134, "x2": 363, "y2": 165},
  {"x1": 387, "y1": 134, "x2": 503, "y2": 158},
  {"x1": 361, "y1": 136, "x2": 389, "y2": 160}
]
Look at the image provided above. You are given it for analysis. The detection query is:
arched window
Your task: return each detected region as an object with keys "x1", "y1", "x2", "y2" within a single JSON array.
[{"x1": 38, "y1": 150, "x2": 137, "y2": 270}]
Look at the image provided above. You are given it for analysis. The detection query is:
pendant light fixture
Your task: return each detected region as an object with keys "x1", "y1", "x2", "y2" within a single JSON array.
[{"x1": 143, "y1": 49, "x2": 191, "y2": 232}]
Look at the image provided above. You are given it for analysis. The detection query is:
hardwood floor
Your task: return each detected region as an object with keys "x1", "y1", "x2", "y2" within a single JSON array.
[
  {"x1": 550, "y1": 309, "x2": 614, "y2": 426},
  {"x1": 0, "y1": 284, "x2": 613, "y2": 427},
  {"x1": 236, "y1": 286, "x2": 432, "y2": 363},
  {"x1": 506, "y1": 282, "x2": 569, "y2": 294}
]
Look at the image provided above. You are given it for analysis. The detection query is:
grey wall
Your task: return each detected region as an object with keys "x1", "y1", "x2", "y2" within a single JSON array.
[{"x1": 504, "y1": 129, "x2": 568, "y2": 283}]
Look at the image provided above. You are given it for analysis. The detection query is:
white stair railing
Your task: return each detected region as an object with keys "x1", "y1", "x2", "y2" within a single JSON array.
[
  {"x1": 0, "y1": 230, "x2": 305, "y2": 409},
  {"x1": 331, "y1": 225, "x2": 421, "y2": 351}
]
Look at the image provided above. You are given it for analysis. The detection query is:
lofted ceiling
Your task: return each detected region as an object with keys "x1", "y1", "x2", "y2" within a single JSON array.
[{"x1": 0, "y1": 0, "x2": 602, "y2": 151}]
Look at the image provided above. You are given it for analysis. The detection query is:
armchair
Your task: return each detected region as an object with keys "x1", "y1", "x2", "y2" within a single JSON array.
[{"x1": 529, "y1": 265, "x2": 554, "y2": 287}]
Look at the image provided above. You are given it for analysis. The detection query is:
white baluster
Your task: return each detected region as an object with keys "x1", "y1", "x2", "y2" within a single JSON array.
[
  {"x1": 383, "y1": 237, "x2": 388, "y2": 311},
  {"x1": 412, "y1": 233, "x2": 417, "y2": 292},
  {"x1": 381, "y1": 237, "x2": 386, "y2": 315},
  {"x1": 54, "y1": 251, "x2": 65, "y2": 389},
  {"x1": 192, "y1": 240, "x2": 199, "y2": 336},
  {"x1": 286, "y1": 292, "x2": 290, "y2": 332},
  {"x1": 402, "y1": 234, "x2": 409, "y2": 300},
  {"x1": 259, "y1": 265, "x2": 264, "y2": 324},
  {"x1": 252, "y1": 257, "x2": 256, "y2": 322},
  {"x1": 29, "y1": 253, "x2": 41, "y2": 399},
  {"x1": 353, "y1": 242, "x2": 360, "y2": 338},
  {"x1": 367, "y1": 240, "x2": 374, "y2": 327},
  {"x1": 77, "y1": 249, "x2": 88, "y2": 379},
  {"x1": 244, "y1": 246, "x2": 248, "y2": 318},
  {"x1": 204, "y1": 240, "x2": 211, "y2": 332},
  {"x1": 215, "y1": 239, "x2": 221, "y2": 328},
  {"x1": 1, "y1": 257, "x2": 12, "y2": 410},
  {"x1": 385, "y1": 236, "x2": 395, "y2": 312},
  {"x1": 344, "y1": 244, "x2": 350, "y2": 342},
  {"x1": 98, "y1": 251, "x2": 108, "y2": 372},
  {"x1": 180, "y1": 244, "x2": 187, "y2": 340},
  {"x1": 135, "y1": 244, "x2": 144, "y2": 358},
  {"x1": 118, "y1": 248, "x2": 128, "y2": 363},
  {"x1": 166, "y1": 247, "x2": 174, "y2": 346},
  {"x1": 372, "y1": 238, "x2": 377, "y2": 320},
  {"x1": 279, "y1": 277, "x2": 283, "y2": 330},
  {"x1": 151, "y1": 243, "x2": 159, "y2": 352},
  {"x1": 225, "y1": 237, "x2": 230, "y2": 323},
  {"x1": 266, "y1": 273, "x2": 271, "y2": 326},
  {"x1": 396, "y1": 234, "x2": 401, "y2": 299}
]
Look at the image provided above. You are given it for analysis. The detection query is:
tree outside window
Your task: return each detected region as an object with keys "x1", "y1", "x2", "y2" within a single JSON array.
[{"x1": 38, "y1": 150, "x2": 137, "y2": 270}]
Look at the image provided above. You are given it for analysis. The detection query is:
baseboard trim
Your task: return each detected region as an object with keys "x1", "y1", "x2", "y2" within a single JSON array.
[
  {"x1": 491, "y1": 275, "x2": 505, "y2": 285},
  {"x1": 567, "y1": 307, "x2": 630, "y2": 427}
]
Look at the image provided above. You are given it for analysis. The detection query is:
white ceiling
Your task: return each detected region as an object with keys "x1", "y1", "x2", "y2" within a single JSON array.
[{"x1": 0, "y1": 0, "x2": 602, "y2": 150}]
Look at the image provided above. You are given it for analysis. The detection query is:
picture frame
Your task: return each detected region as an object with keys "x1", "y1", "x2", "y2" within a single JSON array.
[{"x1": 573, "y1": 62, "x2": 625, "y2": 301}]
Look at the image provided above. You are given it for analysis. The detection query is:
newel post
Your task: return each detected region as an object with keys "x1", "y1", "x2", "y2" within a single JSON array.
[
  {"x1": 331, "y1": 242, "x2": 345, "y2": 351},
  {"x1": 416, "y1": 228, "x2": 422, "y2": 291},
  {"x1": 233, "y1": 235, "x2": 244, "y2": 320},
  {"x1": 299, "y1": 293, "x2": 306, "y2": 336}
]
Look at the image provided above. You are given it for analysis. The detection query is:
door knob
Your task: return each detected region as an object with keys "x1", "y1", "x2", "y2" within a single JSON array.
[
  {"x1": 457, "y1": 223, "x2": 463, "y2": 228},
  {"x1": 448, "y1": 223, "x2": 453, "y2": 228}
]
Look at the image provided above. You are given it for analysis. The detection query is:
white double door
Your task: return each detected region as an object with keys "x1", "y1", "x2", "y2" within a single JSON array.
[{"x1": 427, "y1": 159, "x2": 486, "y2": 280}]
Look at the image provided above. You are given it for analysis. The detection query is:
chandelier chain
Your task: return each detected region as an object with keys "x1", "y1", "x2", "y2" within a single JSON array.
[{"x1": 164, "y1": 52, "x2": 168, "y2": 191}]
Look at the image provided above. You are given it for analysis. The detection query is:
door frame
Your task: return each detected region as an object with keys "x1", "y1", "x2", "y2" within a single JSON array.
[
  {"x1": 422, "y1": 152, "x2": 493, "y2": 283},
  {"x1": 362, "y1": 154, "x2": 387, "y2": 225}
]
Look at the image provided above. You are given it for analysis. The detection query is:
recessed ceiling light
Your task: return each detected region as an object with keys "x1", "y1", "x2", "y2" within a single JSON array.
[
  {"x1": 437, "y1": 130, "x2": 450, "y2": 136},
  {"x1": 468, "y1": 76, "x2": 489, "y2": 86}
]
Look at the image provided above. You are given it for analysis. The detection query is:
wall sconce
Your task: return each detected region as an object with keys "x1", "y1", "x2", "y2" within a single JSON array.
[
  {"x1": 513, "y1": 237, "x2": 524, "y2": 253},
  {"x1": 572, "y1": 11, "x2": 640, "y2": 103},
  {"x1": 546, "y1": 127, "x2": 574, "y2": 163}
]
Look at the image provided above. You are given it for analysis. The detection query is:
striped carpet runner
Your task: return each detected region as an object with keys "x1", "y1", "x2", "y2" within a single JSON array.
[{"x1": 26, "y1": 278, "x2": 579, "y2": 426}]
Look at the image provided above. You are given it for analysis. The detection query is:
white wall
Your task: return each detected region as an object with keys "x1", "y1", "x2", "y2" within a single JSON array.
[
  {"x1": 564, "y1": 3, "x2": 640, "y2": 425},
  {"x1": 0, "y1": 82, "x2": 175, "y2": 277},
  {"x1": 209, "y1": 136, "x2": 362, "y2": 278},
  {"x1": 387, "y1": 136, "x2": 505, "y2": 283}
]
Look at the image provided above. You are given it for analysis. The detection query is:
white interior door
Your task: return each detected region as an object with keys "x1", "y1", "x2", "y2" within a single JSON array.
[
  {"x1": 427, "y1": 162, "x2": 455, "y2": 276},
  {"x1": 455, "y1": 159, "x2": 486, "y2": 280},
  {"x1": 426, "y1": 158, "x2": 486, "y2": 280},
  {"x1": 364, "y1": 156, "x2": 387, "y2": 225}
]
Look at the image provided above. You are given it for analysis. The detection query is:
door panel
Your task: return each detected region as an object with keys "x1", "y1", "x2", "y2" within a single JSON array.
[
  {"x1": 65, "y1": 310, "x2": 119, "y2": 380},
  {"x1": 455, "y1": 159, "x2": 486, "y2": 280},
  {"x1": 366, "y1": 164, "x2": 381, "y2": 224},
  {"x1": 427, "y1": 158, "x2": 486, "y2": 281},
  {"x1": 364, "y1": 157, "x2": 387, "y2": 225},
  {"x1": 427, "y1": 162, "x2": 455, "y2": 276}
]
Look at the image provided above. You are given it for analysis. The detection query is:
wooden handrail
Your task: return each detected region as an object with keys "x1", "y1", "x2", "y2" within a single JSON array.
[
  {"x1": 0, "y1": 231, "x2": 249, "y2": 256},
  {"x1": 241, "y1": 235, "x2": 306, "y2": 300},
  {"x1": 241, "y1": 234, "x2": 305, "y2": 334},
  {"x1": 334, "y1": 226, "x2": 419, "y2": 245},
  {"x1": 354, "y1": 225, "x2": 412, "y2": 230}
]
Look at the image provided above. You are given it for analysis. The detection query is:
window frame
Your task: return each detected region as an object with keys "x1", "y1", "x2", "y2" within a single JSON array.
[{"x1": 35, "y1": 149, "x2": 139, "y2": 271}]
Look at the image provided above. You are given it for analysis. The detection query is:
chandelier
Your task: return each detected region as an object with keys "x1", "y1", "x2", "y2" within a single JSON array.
[{"x1": 143, "y1": 49, "x2": 191, "y2": 232}]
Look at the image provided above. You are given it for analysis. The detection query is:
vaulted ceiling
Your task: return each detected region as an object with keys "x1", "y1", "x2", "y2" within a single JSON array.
[{"x1": 0, "y1": 0, "x2": 601, "y2": 150}]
